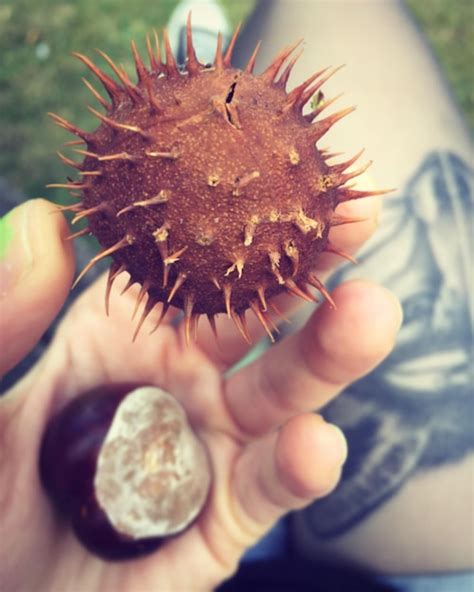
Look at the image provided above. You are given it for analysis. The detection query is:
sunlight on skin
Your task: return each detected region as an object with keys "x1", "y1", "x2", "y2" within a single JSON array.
[{"x1": 0, "y1": 173, "x2": 403, "y2": 591}]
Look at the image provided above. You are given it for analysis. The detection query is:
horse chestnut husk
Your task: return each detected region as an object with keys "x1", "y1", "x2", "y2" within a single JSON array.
[{"x1": 40, "y1": 385, "x2": 211, "y2": 561}]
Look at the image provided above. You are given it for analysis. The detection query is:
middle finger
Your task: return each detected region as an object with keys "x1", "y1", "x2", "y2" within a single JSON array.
[{"x1": 222, "y1": 279, "x2": 402, "y2": 440}]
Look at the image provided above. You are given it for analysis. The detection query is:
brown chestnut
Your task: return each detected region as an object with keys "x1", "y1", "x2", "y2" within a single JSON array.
[{"x1": 40, "y1": 385, "x2": 211, "y2": 560}]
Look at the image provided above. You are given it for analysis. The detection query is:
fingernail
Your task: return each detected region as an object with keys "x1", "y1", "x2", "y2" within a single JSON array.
[
  {"x1": 323, "y1": 422, "x2": 348, "y2": 467},
  {"x1": 0, "y1": 203, "x2": 35, "y2": 297}
]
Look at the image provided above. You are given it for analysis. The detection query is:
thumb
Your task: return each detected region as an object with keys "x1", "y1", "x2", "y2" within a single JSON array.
[{"x1": 0, "y1": 199, "x2": 75, "y2": 377}]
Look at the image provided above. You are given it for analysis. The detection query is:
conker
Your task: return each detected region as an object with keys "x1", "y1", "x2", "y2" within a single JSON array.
[{"x1": 40, "y1": 385, "x2": 211, "y2": 561}]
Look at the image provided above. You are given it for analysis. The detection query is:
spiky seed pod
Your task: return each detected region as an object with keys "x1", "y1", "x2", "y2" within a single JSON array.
[{"x1": 50, "y1": 17, "x2": 385, "y2": 342}]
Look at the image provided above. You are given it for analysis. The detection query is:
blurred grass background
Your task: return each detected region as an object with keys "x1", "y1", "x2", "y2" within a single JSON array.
[
  {"x1": 406, "y1": 0, "x2": 473, "y2": 127},
  {"x1": 0, "y1": 0, "x2": 472, "y2": 204}
]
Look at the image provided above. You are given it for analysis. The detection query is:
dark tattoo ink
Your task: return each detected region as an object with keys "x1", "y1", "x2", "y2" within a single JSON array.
[{"x1": 303, "y1": 151, "x2": 474, "y2": 537}]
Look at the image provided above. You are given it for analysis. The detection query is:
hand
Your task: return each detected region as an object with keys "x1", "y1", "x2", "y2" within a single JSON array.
[{"x1": 0, "y1": 192, "x2": 402, "y2": 592}]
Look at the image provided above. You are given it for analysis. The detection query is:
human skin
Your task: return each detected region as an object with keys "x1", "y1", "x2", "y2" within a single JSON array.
[
  {"x1": 0, "y1": 182, "x2": 402, "y2": 590},
  {"x1": 235, "y1": 0, "x2": 474, "y2": 574}
]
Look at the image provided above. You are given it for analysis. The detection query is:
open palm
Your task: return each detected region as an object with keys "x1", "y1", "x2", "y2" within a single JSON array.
[{"x1": 0, "y1": 194, "x2": 402, "y2": 592}]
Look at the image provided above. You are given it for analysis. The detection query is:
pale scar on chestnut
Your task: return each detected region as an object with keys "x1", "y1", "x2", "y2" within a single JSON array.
[
  {"x1": 40, "y1": 385, "x2": 211, "y2": 561},
  {"x1": 49, "y1": 15, "x2": 386, "y2": 343}
]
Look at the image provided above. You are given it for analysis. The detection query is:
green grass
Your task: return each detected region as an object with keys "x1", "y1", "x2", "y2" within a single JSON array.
[
  {"x1": 0, "y1": 0, "x2": 471, "y2": 204},
  {"x1": 0, "y1": 0, "x2": 176, "y2": 201},
  {"x1": 406, "y1": 0, "x2": 474, "y2": 128},
  {"x1": 0, "y1": 0, "x2": 256, "y2": 203}
]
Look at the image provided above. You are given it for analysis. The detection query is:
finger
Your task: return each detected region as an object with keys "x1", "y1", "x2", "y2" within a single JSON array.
[
  {"x1": 317, "y1": 193, "x2": 381, "y2": 271},
  {"x1": 196, "y1": 414, "x2": 347, "y2": 569},
  {"x1": 0, "y1": 199, "x2": 75, "y2": 376},
  {"x1": 195, "y1": 192, "x2": 381, "y2": 372},
  {"x1": 224, "y1": 279, "x2": 403, "y2": 439},
  {"x1": 233, "y1": 414, "x2": 347, "y2": 532},
  {"x1": 316, "y1": 171, "x2": 381, "y2": 271}
]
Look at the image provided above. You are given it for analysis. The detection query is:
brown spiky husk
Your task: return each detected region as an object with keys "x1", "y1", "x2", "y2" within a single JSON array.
[{"x1": 50, "y1": 18, "x2": 384, "y2": 341}]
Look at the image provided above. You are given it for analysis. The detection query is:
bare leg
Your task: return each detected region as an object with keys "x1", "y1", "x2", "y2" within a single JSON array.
[
  {"x1": 237, "y1": 0, "x2": 474, "y2": 574},
  {"x1": 236, "y1": 0, "x2": 471, "y2": 185}
]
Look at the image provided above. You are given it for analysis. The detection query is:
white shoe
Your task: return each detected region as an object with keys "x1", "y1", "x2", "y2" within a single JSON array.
[{"x1": 166, "y1": 0, "x2": 231, "y2": 65}]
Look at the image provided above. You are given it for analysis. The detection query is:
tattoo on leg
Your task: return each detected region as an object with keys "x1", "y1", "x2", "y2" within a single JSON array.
[{"x1": 304, "y1": 151, "x2": 473, "y2": 537}]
